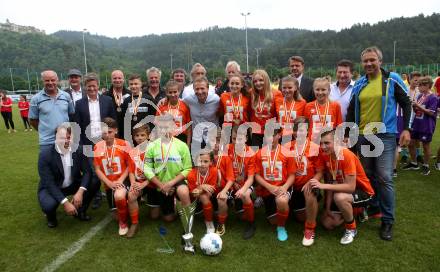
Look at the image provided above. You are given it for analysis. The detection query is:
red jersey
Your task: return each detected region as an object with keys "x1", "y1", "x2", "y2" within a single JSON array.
[
  {"x1": 283, "y1": 140, "x2": 319, "y2": 190},
  {"x1": 219, "y1": 92, "x2": 250, "y2": 126},
  {"x1": 187, "y1": 166, "x2": 219, "y2": 193},
  {"x1": 316, "y1": 148, "x2": 375, "y2": 195},
  {"x1": 0, "y1": 97, "x2": 12, "y2": 113},
  {"x1": 214, "y1": 152, "x2": 235, "y2": 189},
  {"x1": 250, "y1": 89, "x2": 283, "y2": 134},
  {"x1": 255, "y1": 144, "x2": 296, "y2": 197},
  {"x1": 226, "y1": 144, "x2": 256, "y2": 187},
  {"x1": 156, "y1": 100, "x2": 191, "y2": 136},
  {"x1": 275, "y1": 97, "x2": 306, "y2": 135},
  {"x1": 128, "y1": 146, "x2": 156, "y2": 188},
  {"x1": 94, "y1": 138, "x2": 131, "y2": 189},
  {"x1": 18, "y1": 101, "x2": 30, "y2": 117},
  {"x1": 304, "y1": 100, "x2": 342, "y2": 140}
]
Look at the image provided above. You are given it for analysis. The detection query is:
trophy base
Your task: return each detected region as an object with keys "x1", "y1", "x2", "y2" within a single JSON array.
[{"x1": 182, "y1": 233, "x2": 195, "y2": 254}]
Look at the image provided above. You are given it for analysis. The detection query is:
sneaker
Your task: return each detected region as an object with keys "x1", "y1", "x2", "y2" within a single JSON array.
[
  {"x1": 421, "y1": 165, "x2": 430, "y2": 176},
  {"x1": 393, "y1": 169, "x2": 397, "y2": 178},
  {"x1": 302, "y1": 228, "x2": 315, "y2": 246},
  {"x1": 242, "y1": 221, "x2": 256, "y2": 240},
  {"x1": 434, "y1": 162, "x2": 440, "y2": 171},
  {"x1": 30, "y1": 128, "x2": 33, "y2": 131},
  {"x1": 126, "y1": 224, "x2": 139, "y2": 238},
  {"x1": 8, "y1": 129, "x2": 11, "y2": 134},
  {"x1": 402, "y1": 162, "x2": 419, "y2": 170},
  {"x1": 400, "y1": 156, "x2": 408, "y2": 164},
  {"x1": 216, "y1": 223, "x2": 226, "y2": 236},
  {"x1": 205, "y1": 221, "x2": 215, "y2": 234},
  {"x1": 119, "y1": 222, "x2": 129, "y2": 236},
  {"x1": 24, "y1": 129, "x2": 28, "y2": 132},
  {"x1": 340, "y1": 229, "x2": 357, "y2": 245},
  {"x1": 276, "y1": 226, "x2": 288, "y2": 241}
]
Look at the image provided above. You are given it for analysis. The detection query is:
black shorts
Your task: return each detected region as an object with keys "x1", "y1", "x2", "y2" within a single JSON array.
[
  {"x1": 105, "y1": 179, "x2": 130, "y2": 210},
  {"x1": 289, "y1": 189, "x2": 321, "y2": 212},
  {"x1": 330, "y1": 189, "x2": 373, "y2": 212},
  {"x1": 145, "y1": 180, "x2": 187, "y2": 216}
]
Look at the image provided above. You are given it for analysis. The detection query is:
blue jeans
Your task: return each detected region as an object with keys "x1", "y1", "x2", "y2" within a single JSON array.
[{"x1": 357, "y1": 133, "x2": 396, "y2": 224}]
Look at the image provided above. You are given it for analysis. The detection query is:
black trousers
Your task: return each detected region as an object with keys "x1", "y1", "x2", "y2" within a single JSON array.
[
  {"x1": 1, "y1": 111, "x2": 14, "y2": 130},
  {"x1": 21, "y1": 116, "x2": 30, "y2": 129},
  {"x1": 38, "y1": 178, "x2": 101, "y2": 218}
]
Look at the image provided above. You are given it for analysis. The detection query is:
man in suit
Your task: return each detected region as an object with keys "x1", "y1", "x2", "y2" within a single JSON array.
[
  {"x1": 38, "y1": 124, "x2": 100, "y2": 227},
  {"x1": 287, "y1": 56, "x2": 315, "y2": 102},
  {"x1": 74, "y1": 73, "x2": 116, "y2": 147},
  {"x1": 64, "y1": 69, "x2": 86, "y2": 106},
  {"x1": 74, "y1": 73, "x2": 116, "y2": 210}
]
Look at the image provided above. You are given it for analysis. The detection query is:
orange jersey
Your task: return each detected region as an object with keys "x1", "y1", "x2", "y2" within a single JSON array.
[
  {"x1": 255, "y1": 144, "x2": 296, "y2": 197},
  {"x1": 128, "y1": 146, "x2": 156, "y2": 188},
  {"x1": 316, "y1": 148, "x2": 375, "y2": 195},
  {"x1": 156, "y1": 100, "x2": 191, "y2": 135},
  {"x1": 250, "y1": 89, "x2": 283, "y2": 134},
  {"x1": 94, "y1": 139, "x2": 131, "y2": 189},
  {"x1": 219, "y1": 92, "x2": 250, "y2": 126},
  {"x1": 283, "y1": 140, "x2": 319, "y2": 190},
  {"x1": 226, "y1": 144, "x2": 256, "y2": 187},
  {"x1": 187, "y1": 166, "x2": 219, "y2": 193},
  {"x1": 214, "y1": 153, "x2": 235, "y2": 189},
  {"x1": 275, "y1": 97, "x2": 306, "y2": 135},
  {"x1": 304, "y1": 100, "x2": 342, "y2": 140}
]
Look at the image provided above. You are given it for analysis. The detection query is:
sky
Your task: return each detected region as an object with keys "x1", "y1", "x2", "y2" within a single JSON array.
[{"x1": 0, "y1": 0, "x2": 439, "y2": 38}]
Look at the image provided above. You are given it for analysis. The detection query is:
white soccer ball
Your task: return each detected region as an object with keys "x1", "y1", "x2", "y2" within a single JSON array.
[{"x1": 200, "y1": 233, "x2": 222, "y2": 256}]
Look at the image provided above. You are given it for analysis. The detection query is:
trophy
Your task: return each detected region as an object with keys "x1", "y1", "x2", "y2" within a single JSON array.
[{"x1": 176, "y1": 200, "x2": 197, "y2": 254}]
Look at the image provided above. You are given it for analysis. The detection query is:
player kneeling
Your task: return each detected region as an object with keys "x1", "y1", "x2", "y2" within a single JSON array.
[
  {"x1": 305, "y1": 129, "x2": 375, "y2": 245},
  {"x1": 187, "y1": 151, "x2": 218, "y2": 234},
  {"x1": 144, "y1": 114, "x2": 195, "y2": 253},
  {"x1": 227, "y1": 126, "x2": 257, "y2": 239},
  {"x1": 94, "y1": 118, "x2": 131, "y2": 236},
  {"x1": 126, "y1": 124, "x2": 151, "y2": 238},
  {"x1": 255, "y1": 127, "x2": 296, "y2": 241},
  {"x1": 285, "y1": 117, "x2": 320, "y2": 246}
]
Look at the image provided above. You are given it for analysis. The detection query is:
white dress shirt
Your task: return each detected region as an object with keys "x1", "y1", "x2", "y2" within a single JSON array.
[
  {"x1": 329, "y1": 80, "x2": 355, "y2": 121},
  {"x1": 71, "y1": 87, "x2": 83, "y2": 105},
  {"x1": 55, "y1": 144, "x2": 73, "y2": 189},
  {"x1": 88, "y1": 95, "x2": 102, "y2": 139}
]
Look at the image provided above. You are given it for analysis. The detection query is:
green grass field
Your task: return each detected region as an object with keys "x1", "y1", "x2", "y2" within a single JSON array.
[{"x1": 1, "y1": 105, "x2": 439, "y2": 272}]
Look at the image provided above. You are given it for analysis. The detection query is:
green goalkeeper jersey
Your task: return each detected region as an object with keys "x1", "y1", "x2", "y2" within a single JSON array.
[{"x1": 144, "y1": 137, "x2": 192, "y2": 183}]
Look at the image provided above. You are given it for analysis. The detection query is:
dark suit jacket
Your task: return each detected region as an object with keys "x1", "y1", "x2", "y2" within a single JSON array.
[
  {"x1": 38, "y1": 145, "x2": 91, "y2": 203},
  {"x1": 299, "y1": 76, "x2": 315, "y2": 102},
  {"x1": 74, "y1": 95, "x2": 117, "y2": 146}
]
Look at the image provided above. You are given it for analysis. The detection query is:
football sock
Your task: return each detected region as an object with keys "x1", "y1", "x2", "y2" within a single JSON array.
[
  {"x1": 218, "y1": 214, "x2": 227, "y2": 224},
  {"x1": 345, "y1": 218, "x2": 357, "y2": 230},
  {"x1": 115, "y1": 199, "x2": 128, "y2": 224},
  {"x1": 203, "y1": 202, "x2": 213, "y2": 222},
  {"x1": 305, "y1": 220, "x2": 316, "y2": 230},
  {"x1": 243, "y1": 202, "x2": 255, "y2": 222},
  {"x1": 277, "y1": 210, "x2": 289, "y2": 227},
  {"x1": 129, "y1": 208, "x2": 139, "y2": 225}
]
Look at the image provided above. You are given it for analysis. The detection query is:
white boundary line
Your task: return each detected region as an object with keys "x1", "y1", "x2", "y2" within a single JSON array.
[{"x1": 42, "y1": 215, "x2": 112, "y2": 272}]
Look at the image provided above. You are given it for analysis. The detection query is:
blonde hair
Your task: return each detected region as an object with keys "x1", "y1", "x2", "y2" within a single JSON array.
[
  {"x1": 313, "y1": 77, "x2": 331, "y2": 91},
  {"x1": 251, "y1": 69, "x2": 273, "y2": 110}
]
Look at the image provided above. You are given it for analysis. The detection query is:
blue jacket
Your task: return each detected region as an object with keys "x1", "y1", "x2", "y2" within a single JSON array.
[{"x1": 346, "y1": 68, "x2": 411, "y2": 134}]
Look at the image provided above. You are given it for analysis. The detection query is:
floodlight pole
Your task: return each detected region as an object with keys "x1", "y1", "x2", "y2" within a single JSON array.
[{"x1": 241, "y1": 12, "x2": 251, "y2": 73}]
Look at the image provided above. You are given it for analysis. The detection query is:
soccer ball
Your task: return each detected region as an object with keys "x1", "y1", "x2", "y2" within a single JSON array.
[{"x1": 200, "y1": 233, "x2": 222, "y2": 256}]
